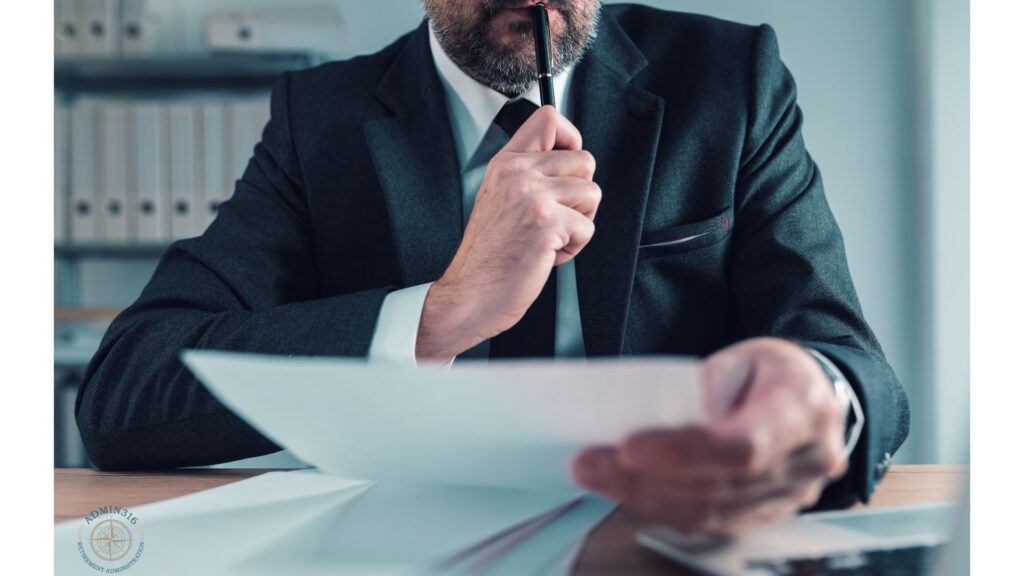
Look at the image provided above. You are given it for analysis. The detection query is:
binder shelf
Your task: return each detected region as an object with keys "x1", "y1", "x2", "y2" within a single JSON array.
[
  {"x1": 55, "y1": 54, "x2": 318, "y2": 92},
  {"x1": 55, "y1": 243, "x2": 169, "y2": 259},
  {"x1": 54, "y1": 52, "x2": 301, "y2": 320}
]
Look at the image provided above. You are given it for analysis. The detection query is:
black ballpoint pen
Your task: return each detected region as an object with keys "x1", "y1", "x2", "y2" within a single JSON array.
[{"x1": 532, "y1": 3, "x2": 556, "y2": 108}]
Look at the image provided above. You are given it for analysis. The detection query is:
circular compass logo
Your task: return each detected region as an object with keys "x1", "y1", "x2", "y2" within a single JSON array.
[
  {"x1": 76, "y1": 506, "x2": 145, "y2": 572},
  {"x1": 90, "y1": 518, "x2": 132, "y2": 561}
]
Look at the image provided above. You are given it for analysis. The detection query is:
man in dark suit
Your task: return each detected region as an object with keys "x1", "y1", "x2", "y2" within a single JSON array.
[{"x1": 76, "y1": 1, "x2": 909, "y2": 533}]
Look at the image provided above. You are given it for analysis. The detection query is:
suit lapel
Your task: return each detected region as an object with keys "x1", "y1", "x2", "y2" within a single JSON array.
[
  {"x1": 572, "y1": 17, "x2": 665, "y2": 356},
  {"x1": 364, "y1": 22, "x2": 465, "y2": 287}
]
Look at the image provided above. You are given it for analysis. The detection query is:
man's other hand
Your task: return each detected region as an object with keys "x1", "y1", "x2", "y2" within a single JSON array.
[
  {"x1": 571, "y1": 338, "x2": 850, "y2": 533},
  {"x1": 416, "y1": 106, "x2": 601, "y2": 362}
]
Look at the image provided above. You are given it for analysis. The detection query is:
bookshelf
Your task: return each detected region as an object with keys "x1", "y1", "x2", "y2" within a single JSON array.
[
  {"x1": 55, "y1": 242, "x2": 170, "y2": 258},
  {"x1": 54, "y1": 52, "x2": 314, "y2": 318},
  {"x1": 55, "y1": 53, "x2": 320, "y2": 93},
  {"x1": 54, "y1": 52, "x2": 317, "y2": 468}
]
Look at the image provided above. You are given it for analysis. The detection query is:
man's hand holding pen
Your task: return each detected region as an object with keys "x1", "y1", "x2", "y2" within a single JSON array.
[{"x1": 415, "y1": 107, "x2": 599, "y2": 362}]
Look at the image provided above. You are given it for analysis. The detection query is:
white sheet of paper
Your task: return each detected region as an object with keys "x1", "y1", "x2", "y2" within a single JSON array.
[
  {"x1": 426, "y1": 494, "x2": 616, "y2": 576},
  {"x1": 229, "y1": 481, "x2": 581, "y2": 575},
  {"x1": 181, "y1": 351, "x2": 704, "y2": 489},
  {"x1": 54, "y1": 470, "x2": 373, "y2": 575},
  {"x1": 476, "y1": 495, "x2": 616, "y2": 576},
  {"x1": 55, "y1": 470, "x2": 582, "y2": 576},
  {"x1": 428, "y1": 501, "x2": 580, "y2": 574}
]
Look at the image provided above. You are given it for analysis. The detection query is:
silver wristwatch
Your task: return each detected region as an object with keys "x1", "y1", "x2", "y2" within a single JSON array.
[{"x1": 805, "y1": 348, "x2": 865, "y2": 458}]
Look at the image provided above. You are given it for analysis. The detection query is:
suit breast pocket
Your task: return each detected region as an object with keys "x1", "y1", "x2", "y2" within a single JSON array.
[{"x1": 638, "y1": 207, "x2": 734, "y2": 258}]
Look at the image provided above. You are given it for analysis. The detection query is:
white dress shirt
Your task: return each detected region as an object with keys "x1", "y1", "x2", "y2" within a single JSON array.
[{"x1": 368, "y1": 22, "x2": 585, "y2": 364}]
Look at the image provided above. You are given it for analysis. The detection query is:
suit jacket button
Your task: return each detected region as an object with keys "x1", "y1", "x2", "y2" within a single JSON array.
[{"x1": 874, "y1": 452, "x2": 892, "y2": 480}]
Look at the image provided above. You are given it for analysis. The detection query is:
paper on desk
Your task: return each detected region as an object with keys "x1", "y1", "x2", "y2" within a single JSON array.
[
  {"x1": 478, "y1": 495, "x2": 616, "y2": 576},
  {"x1": 229, "y1": 479, "x2": 582, "y2": 575},
  {"x1": 182, "y1": 351, "x2": 704, "y2": 489},
  {"x1": 54, "y1": 469, "x2": 583, "y2": 576},
  {"x1": 54, "y1": 470, "x2": 373, "y2": 575},
  {"x1": 428, "y1": 500, "x2": 577, "y2": 574},
  {"x1": 426, "y1": 494, "x2": 617, "y2": 576}
]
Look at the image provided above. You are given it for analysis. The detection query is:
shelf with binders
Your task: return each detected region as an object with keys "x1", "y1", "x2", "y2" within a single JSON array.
[
  {"x1": 55, "y1": 92, "x2": 271, "y2": 246},
  {"x1": 54, "y1": 86, "x2": 274, "y2": 311},
  {"x1": 55, "y1": 242, "x2": 170, "y2": 258},
  {"x1": 55, "y1": 53, "x2": 320, "y2": 93},
  {"x1": 52, "y1": 0, "x2": 341, "y2": 467},
  {"x1": 53, "y1": 46, "x2": 317, "y2": 256}
]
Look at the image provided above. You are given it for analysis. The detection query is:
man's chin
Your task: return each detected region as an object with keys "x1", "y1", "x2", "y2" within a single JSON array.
[
  {"x1": 487, "y1": 18, "x2": 534, "y2": 49},
  {"x1": 480, "y1": 38, "x2": 535, "y2": 72}
]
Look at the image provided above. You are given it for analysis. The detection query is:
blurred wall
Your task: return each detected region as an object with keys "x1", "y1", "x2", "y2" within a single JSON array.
[
  {"x1": 915, "y1": 0, "x2": 969, "y2": 465},
  {"x1": 66, "y1": 0, "x2": 969, "y2": 464}
]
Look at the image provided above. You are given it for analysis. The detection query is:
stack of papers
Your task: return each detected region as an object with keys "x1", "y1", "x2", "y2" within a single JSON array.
[{"x1": 55, "y1": 352, "x2": 705, "y2": 574}]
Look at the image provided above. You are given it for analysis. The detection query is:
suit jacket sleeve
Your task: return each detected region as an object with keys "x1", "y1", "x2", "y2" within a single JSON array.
[
  {"x1": 76, "y1": 72, "x2": 391, "y2": 470},
  {"x1": 729, "y1": 25, "x2": 910, "y2": 506}
]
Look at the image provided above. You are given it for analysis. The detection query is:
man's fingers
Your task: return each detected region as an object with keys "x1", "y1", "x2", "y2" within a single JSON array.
[
  {"x1": 701, "y1": 343, "x2": 756, "y2": 420},
  {"x1": 545, "y1": 177, "x2": 601, "y2": 219},
  {"x1": 612, "y1": 386, "x2": 846, "y2": 501},
  {"x1": 787, "y1": 434, "x2": 849, "y2": 480},
  {"x1": 572, "y1": 445, "x2": 830, "y2": 534},
  {"x1": 572, "y1": 448, "x2": 711, "y2": 530},
  {"x1": 529, "y1": 150, "x2": 597, "y2": 180},
  {"x1": 709, "y1": 388, "x2": 820, "y2": 476},
  {"x1": 714, "y1": 474, "x2": 825, "y2": 531},
  {"x1": 553, "y1": 208, "x2": 596, "y2": 265},
  {"x1": 572, "y1": 448, "x2": 803, "y2": 533},
  {"x1": 504, "y1": 105, "x2": 583, "y2": 153},
  {"x1": 618, "y1": 427, "x2": 754, "y2": 476},
  {"x1": 572, "y1": 447, "x2": 621, "y2": 495}
]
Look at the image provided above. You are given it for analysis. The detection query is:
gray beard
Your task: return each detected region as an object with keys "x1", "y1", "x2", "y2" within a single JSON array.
[{"x1": 428, "y1": 4, "x2": 601, "y2": 97}]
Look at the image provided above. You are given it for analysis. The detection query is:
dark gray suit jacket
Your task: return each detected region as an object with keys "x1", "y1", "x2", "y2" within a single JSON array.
[{"x1": 76, "y1": 4, "x2": 910, "y2": 508}]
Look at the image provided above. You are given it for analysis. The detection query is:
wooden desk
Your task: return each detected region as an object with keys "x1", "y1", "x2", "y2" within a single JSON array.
[{"x1": 54, "y1": 465, "x2": 964, "y2": 575}]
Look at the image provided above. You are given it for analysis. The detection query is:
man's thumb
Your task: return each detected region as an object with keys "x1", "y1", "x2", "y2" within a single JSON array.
[
  {"x1": 504, "y1": 105, "x2": 583, "y2": 153},
  {"x1": 702, "y1": 344, "x2": 755, "y2": 421}
]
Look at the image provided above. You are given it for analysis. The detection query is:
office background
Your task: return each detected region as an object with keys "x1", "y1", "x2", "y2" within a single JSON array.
[{"x1": 53, "y1": 0, "x2": 969, "y2": 468}]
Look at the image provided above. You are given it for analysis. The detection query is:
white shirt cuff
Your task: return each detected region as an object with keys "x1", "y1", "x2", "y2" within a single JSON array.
[
  {"x1": 367, "y1": 283, "x2": 433, "y2": 366},
  {"x1": 804, "y1": 347, "x2": 865, "y2": 459}
]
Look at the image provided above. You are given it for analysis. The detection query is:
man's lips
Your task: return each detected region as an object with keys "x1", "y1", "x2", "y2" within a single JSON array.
[
  {"x1": 494, "y1": 1, "x2": 555, "y2": 20},
  {"x1": 498, "y1": 8, "x2": 532, "y2": 19},
  {"x1": 489, "y1": 1, "x2": 558, "y2": 30},
  {"x1": 493, "y1": 4, "x2": 542, "y2": 24},
  {"x1": 495, "y1": 0, "x2": 554, "y2": 14},
  {"x1": 502, "y1": 0, "x2": 548, "y2": 9}
]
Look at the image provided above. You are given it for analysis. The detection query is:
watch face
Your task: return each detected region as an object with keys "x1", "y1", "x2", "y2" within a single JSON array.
[{"x1": 804, "y1": 348, "x2": 862, "y2": 456}]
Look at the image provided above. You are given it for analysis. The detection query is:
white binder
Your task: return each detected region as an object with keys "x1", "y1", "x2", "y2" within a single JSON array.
[
  {"x1": 169, "y1": 101, "x2": 199, "y2": 240},
  {"x1": 199, "y1": 101, "x2": 227, "y2": 232},
  {"x1": 80, "y1": 0, "x2": 118, "y2": 56},
  {"x1": 121, "y1": 0, "x2": 161, "y2": 56},
  {"x1": 99, "y1": 102, "x2": 131, "y2": 242},
  {"x1": 55, "y1": 0, "x2": 83, "y2": 57},
  {"x1": 70, "y1": 99, "x2": 100, "y2": 243},
  {"x1": 203, "y1": 6, "x2": 342, "y2": 54},
  {"x1": 132, "y1": 102, "x2": 170, "y2": 243},
  {"x1": 55, "y1": 100, "x2": 70, "y2": 244}
]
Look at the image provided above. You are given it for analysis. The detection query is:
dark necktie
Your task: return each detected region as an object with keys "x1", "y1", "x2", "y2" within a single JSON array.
[{"x1": 489, "y1": 99, "x2": 558, "y2": 359}]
